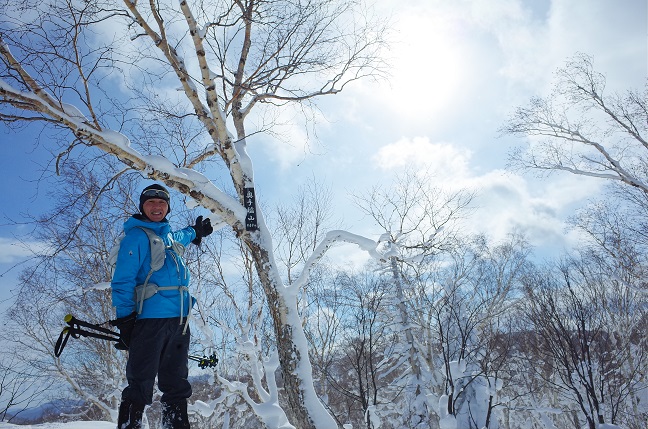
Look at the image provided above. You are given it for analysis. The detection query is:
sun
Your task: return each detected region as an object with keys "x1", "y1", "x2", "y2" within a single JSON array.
[{"x1": 370, "y1": 5, "x2": 470, "y2": 123}]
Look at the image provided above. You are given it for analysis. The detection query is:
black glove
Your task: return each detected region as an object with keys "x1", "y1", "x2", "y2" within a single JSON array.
[
  {"x1": 111, "y1": 312, "x2": 137, "y2": 350},
  {"x1": 191, "y1": 215, "x2": 213, "y2": 246}
]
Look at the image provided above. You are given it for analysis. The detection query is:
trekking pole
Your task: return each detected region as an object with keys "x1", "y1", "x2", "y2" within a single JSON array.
[
  {"x1": 188, "y1": 353, "x2": 219, "y2": 369},
  {"x1": 66, "y1": 314, "x2": 122, "y2": 339},
  {"x1": 54, "y1": 315, "x2": 220, "y2": 371},
  {"x1": 54, "y1": 314, "x2": 121, "y2": 357}
]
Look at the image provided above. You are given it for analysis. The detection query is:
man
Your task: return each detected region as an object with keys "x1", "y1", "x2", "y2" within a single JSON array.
[{"x1": 112, "y1": 183, "x2": 213, "y2": 429}]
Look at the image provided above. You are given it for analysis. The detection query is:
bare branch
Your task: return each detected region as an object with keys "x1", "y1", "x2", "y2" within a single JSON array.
[{"x1": 503, "y1": 53, "x2": 648, "y2": 193}]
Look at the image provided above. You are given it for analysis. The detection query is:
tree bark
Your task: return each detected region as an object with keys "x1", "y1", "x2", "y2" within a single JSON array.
[{"x1": 245, "y1": 237, "x2": 337, "y2": 429}]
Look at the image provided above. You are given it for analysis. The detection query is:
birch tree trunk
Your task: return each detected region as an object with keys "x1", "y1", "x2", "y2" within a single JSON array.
[{"x1": 0, "y1": 1, "x2": 388, "y2": 427}]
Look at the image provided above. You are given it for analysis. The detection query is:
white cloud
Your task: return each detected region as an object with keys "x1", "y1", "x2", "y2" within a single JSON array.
[
  {"x1": 467, "y1": 0, "x2": 552, "y2": 85},
  {"x1": 545, "y1": 0, "x2": 647, "y2": 90},
  {"x1": 370, "y1": 133, "x2": 603, "y2": 256},
  {"x1": 257, "y1": 131, "x2": 310, "y2": 171},
  {"x1": 251, "y1": 103, "x2": 330, "y2": 171},
  {"x1": 464, "y1": 0, "x2": 646, "y2": 92},
  {"x1": 0, "y1": 237, "x2": 35, "y2": 264},
  {"x1": 372, "y1": 136, "x2": 472, "y2": 178},
  {"x1": 458, "y1": 170, "x2": 603, "y2": 254}
]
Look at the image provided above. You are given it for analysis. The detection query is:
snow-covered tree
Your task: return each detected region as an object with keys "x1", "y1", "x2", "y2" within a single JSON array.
[
  {"x1": 351, "y1": 170, "x2": 474, "y2": 428},
  {"x1": 421, "y1": 235, "x2": 530, "y2": 429},
  {"x1": 519, "y1": 253, "x2": 647, "y2": 429},
  {"x1": 1, "y1": 163, "x2": 136, "y2": 422},
  {"x1": 0, "y1": 0, "x2": 388, "y2": 427}
]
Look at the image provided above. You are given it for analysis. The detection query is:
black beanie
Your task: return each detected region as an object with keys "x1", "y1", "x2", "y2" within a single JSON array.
[{"x1": 139, "y1": 184, "x2": 171, "y2": 214}]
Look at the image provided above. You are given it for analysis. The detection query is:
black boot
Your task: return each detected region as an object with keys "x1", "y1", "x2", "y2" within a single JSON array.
[
  {"x1": 161, "y1": 400, "x2": 190, "y2": 429},
  {"x1": 117, "y1": 400, "x2": 145, "y2": 429}
]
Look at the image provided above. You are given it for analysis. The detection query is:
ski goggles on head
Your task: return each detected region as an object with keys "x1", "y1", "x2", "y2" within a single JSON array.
[{"x1": 141, "y1": 189, "x2": 170, "y2": 200}]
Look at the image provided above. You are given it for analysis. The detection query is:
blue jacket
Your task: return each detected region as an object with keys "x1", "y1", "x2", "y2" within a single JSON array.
[{"x1": 111, "y1": 215, "x2": 196, "y2": 319}]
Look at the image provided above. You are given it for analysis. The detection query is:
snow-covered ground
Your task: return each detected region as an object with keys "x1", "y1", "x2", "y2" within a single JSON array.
[
  {"x1": 0, "y1": 423, "x2": 114, "y2": 428},
  {"x1": 0, "y1": 419, "x2": 629, "y2": 429}
]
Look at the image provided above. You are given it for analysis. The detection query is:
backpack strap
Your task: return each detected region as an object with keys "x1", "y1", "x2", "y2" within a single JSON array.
[
  {"x1": 133, "y1": 227, "x2": 190, "y2": 326},
  {"x1": 135, "y1": 283, "x2": 189, "y2": 316},
  {"x1": 135, "y1": 227, "x2": 166, "y2": 315},
  {"x1": 138, "y1": 227, "x2": 166, "y2": 272}
]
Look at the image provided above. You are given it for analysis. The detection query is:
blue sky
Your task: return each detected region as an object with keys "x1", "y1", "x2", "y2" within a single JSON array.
[
  {"x1": 0, "y1": 0, "x2": 646, "y2": 301},
  {"x1": 247, "y1": 0, "x2": 646, "y2": 262}
]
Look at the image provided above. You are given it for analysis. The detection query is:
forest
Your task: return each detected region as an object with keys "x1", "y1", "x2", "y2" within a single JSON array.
[{"x1": 0, "y1": 0, "x2": 646, "y2": 428}]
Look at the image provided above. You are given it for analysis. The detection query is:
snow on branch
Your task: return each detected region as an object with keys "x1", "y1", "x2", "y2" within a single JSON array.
[
  {"x1": 0, "y1": 53, "x2": 248, "y2": 227},
  {"x1": 0, "y1": 40, "x2": 61, "y2": 111},
  {"x1": 217, "y1": 349, "x2": 295, "y2": 429},
  {"x1": 288, "y1": 230, "x2": 382, "y2": 296}
]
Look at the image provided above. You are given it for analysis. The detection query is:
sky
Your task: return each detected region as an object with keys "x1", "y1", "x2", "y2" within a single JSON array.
[
  {"x1": 0, "y1": 0, "x2": 647, "y2": 302},
  {"x1": 247, "y1": 0, "x2": 647, "y2": 265}
]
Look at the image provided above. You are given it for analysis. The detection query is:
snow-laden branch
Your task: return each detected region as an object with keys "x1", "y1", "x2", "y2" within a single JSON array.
[
  {"x1": 238, "y1": 339, "x2": 272, "y2": 403},
  {"x1": 288, "y1": 230, "x2": 382, "y2": 296},
  {"x1": 218, "y1": 350, "x2": 295, "y2": 429},
  {"x1": 54, "y1": 360, "x2": 114, "y2": 419},
  {"x1": 0, "y1": 39, "x2": 61, "y2": 113},
  {"x1": 0, "y1": 72, "x2": 248, "y2": 229},
  {"x1": 2, "y1": 11, "x2": 255, "y2": 229}
]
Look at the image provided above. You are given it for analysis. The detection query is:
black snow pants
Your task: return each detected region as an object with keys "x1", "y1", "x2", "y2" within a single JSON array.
[{"x1": 121, "y1": 318, "x2": 192, "y2": 405}]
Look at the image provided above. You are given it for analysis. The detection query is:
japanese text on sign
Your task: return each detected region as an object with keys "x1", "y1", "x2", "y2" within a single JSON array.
[{"x1": 244, "y1": 187, "x2": 258, "y2": 231}]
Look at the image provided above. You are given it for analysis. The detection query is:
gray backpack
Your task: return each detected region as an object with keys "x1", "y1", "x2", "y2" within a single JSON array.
[{"x1": 109, "y1": 226, "x2": 186, "y2": 314}]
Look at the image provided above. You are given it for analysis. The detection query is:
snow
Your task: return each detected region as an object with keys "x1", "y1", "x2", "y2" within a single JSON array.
[
  {"x1": 86, "y1": 281, "x2": 111, "y2": 291},
  {"x1": 438, "y1": 415, "x2": 457, "y2": 429},
  {"x1": 0, "y1": 2, "x2": 645, "y2": 429},
  {"x1": 365, "y1": 405, "x2": 381, "y2": 429},
  {"x1": 290, "y1": 229, "x2": 382, "y2": 295},
  {"x1": 60, "y1": 103, "x2": 87, "y2": 122},
  {"x1": 448, "y1": 360, "x2": 466, "y2": 380},
  {"x1": 97, "y1": 129, "x2": 132, "y2": 149},
  {"x1": 0, "y1": 423, "x2": 115, "y2": 428},
  {"x1": 172, "y1": 166, "x2": 248, "y2": 223},
  {"x1": 189, "y1": 399, "x2": 213, "y2": 417},
  {"x1": 233, "y1": 139, "x2": 255, "y2": 186}
]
